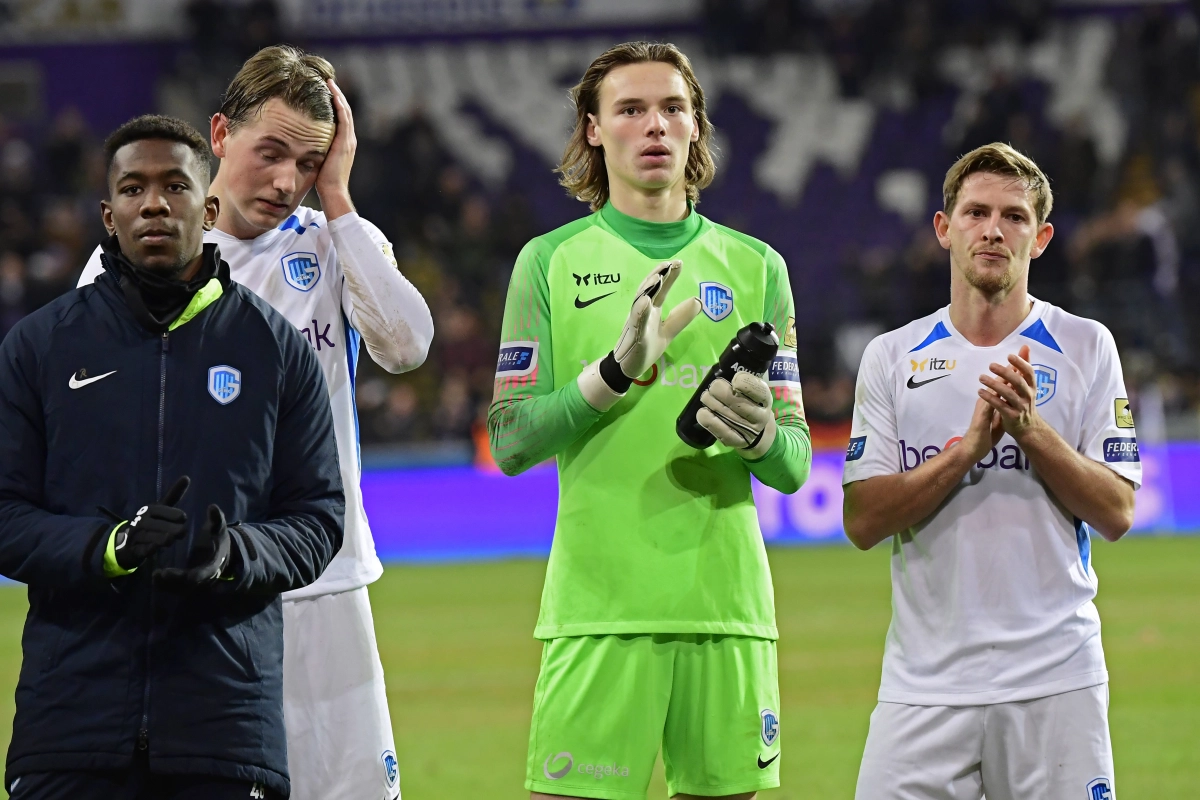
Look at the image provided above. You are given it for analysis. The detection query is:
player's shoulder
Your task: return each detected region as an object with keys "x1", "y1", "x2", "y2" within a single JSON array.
[
  {"x1": 705, "y1": 219, "x2": 773, "y2": 260},
  {"x1": 869, "y1": 308, "x2": 951, "y2": 364},
  {"x1": 517, "y1": 214, "x2": 600, "y2": 267},
  {"x1": 1034, "y1": 300, "x2": 1114, "y2": 352}
]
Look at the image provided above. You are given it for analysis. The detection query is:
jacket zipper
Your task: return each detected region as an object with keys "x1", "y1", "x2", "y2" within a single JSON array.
[{"x1": 139, "y1": 331, "x2": 169, "y2": 752}]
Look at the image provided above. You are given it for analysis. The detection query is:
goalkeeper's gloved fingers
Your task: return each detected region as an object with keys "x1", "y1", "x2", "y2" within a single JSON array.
[
  {"x1": 698, "y1": 375, "x2": 778, "y2": 460},
  {"x1": 154, "y1": 505, "x2": 233, "y2": 590}
]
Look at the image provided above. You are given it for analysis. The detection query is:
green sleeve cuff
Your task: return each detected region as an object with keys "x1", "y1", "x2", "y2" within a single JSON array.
[
  {"x1": 103, "y1": 522, "x2": 135, "y2": 578},
  {"x1": 746, "y1": 424, "x2": 813, "y2": 495}
]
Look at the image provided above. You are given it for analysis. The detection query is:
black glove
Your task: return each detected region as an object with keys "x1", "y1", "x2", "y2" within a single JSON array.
[
  {"x1": 154, "y1": 504, "x2": 232, "y2": 589},
  {"x1": 112, "y1": 476, "x2": 190, "y2": 571}
]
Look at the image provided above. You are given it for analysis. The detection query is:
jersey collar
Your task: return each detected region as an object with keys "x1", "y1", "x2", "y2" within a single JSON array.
[
  {"x1": 598, "y1": 201, "x2": 705, "y2": 260},
  {"x1": 940, "y1": 296, "x2": 1047, "y2": 350}
]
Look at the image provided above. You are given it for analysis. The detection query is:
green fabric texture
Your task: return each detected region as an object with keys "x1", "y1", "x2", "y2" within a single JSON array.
[
  {"x1": 488, "y1": 203, "x2": 812, "y2": 640},
  {"x1": 168, "y1": 278, "x2": 223, "y2": 331},
  {"x1": 525, "y1": 633, "x2": 781, "y2": 799},
  {"x1": 103, "y1": 522, "x2": 135, "y2": 578}
]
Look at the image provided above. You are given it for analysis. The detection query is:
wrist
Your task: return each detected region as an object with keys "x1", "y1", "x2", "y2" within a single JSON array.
[
  {"x1": 600, "y1": 351, "x2": 635, "y2": 393},
  {"x1": 318, "y1": 189, "x2": 355, "y2": 221},
  {"x1": 577, "y1": 358, "x2": 625, "y2": 412}
]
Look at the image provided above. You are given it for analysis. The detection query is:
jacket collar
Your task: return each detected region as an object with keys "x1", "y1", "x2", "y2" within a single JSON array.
[{"x1": 98, "y1": 236, "x2": 231, "y2": 334}]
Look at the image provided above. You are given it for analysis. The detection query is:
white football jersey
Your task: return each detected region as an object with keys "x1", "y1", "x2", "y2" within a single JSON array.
[
  {"x1": 81, "y1": 207, "x2": 390, "y2": 599},
  {"x1": 842, "y1": 298, "x2": 1141, "y2": 705}
]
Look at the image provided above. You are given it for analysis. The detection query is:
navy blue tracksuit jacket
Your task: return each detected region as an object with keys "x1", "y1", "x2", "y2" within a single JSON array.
[{"x1": 0, "y1": 247, "x2": 345, "y2": 797}]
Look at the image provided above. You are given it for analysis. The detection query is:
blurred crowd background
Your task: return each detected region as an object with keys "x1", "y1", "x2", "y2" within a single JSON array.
[{"x1": 3, "y1": 0, "x2": 1200, "y2": 456}]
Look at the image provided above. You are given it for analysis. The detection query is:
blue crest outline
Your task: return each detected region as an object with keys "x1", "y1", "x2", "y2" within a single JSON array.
[
  {"x1": 760, "y1": 708, "x2": 779, "y2": 747},
  {"x1": 699, "y1": 281, "x2": 734, "y2": 322},
  {"x1": 1033, "y1": 364, "x2": 1057, "y2": 406},
  {"x1": 281, "y1": 251, "x2": 321, "y2": 292},
  {"x1": 207, "y1": 365, "x2": 242, "y2": 405}
]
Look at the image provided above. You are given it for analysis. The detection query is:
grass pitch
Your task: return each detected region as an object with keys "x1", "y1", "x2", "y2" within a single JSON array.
[{"x1": 0, "y1": 537, "x2": 1196, "y2": 798}]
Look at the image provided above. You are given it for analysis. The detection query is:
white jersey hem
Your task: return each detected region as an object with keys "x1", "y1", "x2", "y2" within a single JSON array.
[
  {"x1": 878, "y1": 669, "x2": 1108, "y2": 707},
  {"x1": 283, "y1": 558, "x2": 385, "y2": 601}
]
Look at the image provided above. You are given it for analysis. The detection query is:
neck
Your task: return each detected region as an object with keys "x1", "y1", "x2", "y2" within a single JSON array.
[
  {"x1": 209, "y1": 164, "x2": 270, "y2": 240},
  {"x1": 948, "y1": 269, "x2": 1032, "y2": 347},
  {"x1": 177, "y1": 251, "x2": 206, "y2": 282},
  {"x1": 606, "y1": 176, "x2": 689, "y2": 223}
]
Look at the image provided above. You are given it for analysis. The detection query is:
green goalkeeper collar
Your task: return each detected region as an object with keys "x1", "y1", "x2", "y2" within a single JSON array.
[{"x1": 599, "y1": 200, "x2": 705, "y2": 260}]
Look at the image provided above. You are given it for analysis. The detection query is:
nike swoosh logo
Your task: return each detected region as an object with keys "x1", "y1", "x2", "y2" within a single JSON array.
[
  {"x1": 907, "y1": 374, "x2": 951, "y2": 389},
  {"x1": 69, "y1": 370, "x2": 117, "y2": 389},
  {"x1": 575, "y1": 292, "x2": 615, "y2": 308},
  {"x1": 758, "y1": 753, "x2": 779, "y2": 769}
]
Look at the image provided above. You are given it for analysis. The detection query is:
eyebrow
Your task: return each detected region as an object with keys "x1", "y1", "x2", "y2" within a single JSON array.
[
  {"x1": 612, "y1": 95, "x2": 689, "y2": 107},
  {"x1": 258, "y1": 135, "x2": 327, "y2": 158},
  {"x1": 961, "y1": 201, "x2": 1031, "y2": 215},
  {"x1": 114, "y1": 167, "x2": 193, "y2": 183}
]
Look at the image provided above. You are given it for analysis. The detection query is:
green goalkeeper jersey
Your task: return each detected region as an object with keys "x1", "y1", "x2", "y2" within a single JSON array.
[{"x1": 489, "y1": 202, "x2": 811, "y2": 640}]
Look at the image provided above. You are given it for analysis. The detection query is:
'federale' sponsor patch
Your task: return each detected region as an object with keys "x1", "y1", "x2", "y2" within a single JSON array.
[
  {"x1": 1103, "y1": 437, "x2": 1139, "y2": 463},
  {"x1": 767, "y1": 353, "x2": 800, "y2": 387},
  {"x1": 496, "y1": 341, "x2": 538, "y2": 378},
  {"x1": 846, "y1": 435, "x2": 867, "y2": 461}
]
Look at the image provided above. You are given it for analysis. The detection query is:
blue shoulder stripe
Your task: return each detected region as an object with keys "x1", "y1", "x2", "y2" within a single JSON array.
[
  {"x1": 909, "y1": 321, "x2": 951, "y2": 352},
  {"x1": 1019, "y1": 318, "x2": 1063, "y2": 353}
]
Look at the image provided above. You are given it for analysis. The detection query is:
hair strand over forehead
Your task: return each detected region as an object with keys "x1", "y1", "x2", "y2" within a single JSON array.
[
  {"x1": 557, "y1": 41, "x2": 716, "y2": 211},
  {"x1": 943, "y1": 142, "x2": 1053, "y2": 224}
]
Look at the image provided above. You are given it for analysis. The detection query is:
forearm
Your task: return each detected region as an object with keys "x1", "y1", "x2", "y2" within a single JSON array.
[
  {"x1": 747, "y1": 420, "x2": 812, "y2": 494},
  {"x1": 329, "y1": 212, "x2": 434, "y2": 373},
  {"x1": 228, "y1": 504, "x2": 345, "y2": 595},
  {"x1": 1018, "y1": 423, "x2": 1135, "y2": 540},
  {"x1": 0, "y1": 501, "x2": 112, "y2": 587},
  {"x1": 843, "y1": 446, "x2": 974, "y2": 549},
  {"x1": 488, "y1": 380, "x2": 604, "y2": 476}
]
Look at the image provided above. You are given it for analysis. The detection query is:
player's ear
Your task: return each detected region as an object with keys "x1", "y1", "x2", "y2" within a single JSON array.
[
  {"x1": 203, "y1": 195, "x2": 220, "y2": 232},
  {"x1": 1030, "y1": 221, "x2": 1054, "y2": 259},
  {"x1": 210, "y1": 114, "x2": 229, "y2": 158},
  {"x1": 100, "y1": 198, "x2": 115, "y2": 236},
  {"x1": 933, "y1": 210, "x2": 952, "y2": 250},
  {"x1": 585, "y1": 113, "x2": 602, "y2": 148}
]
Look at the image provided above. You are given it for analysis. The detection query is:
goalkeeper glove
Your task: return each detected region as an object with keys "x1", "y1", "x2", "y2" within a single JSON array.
[
  {"x1": 577, "y1": 260, "x2": 702, "y2": 411},
  {"x1": 697, "y1": 371, "x2": 777, "y2": 460},
  {"x1": 154, "y1": 504, "x2": 233, "y2": 589},
  {"x1": 110, "y1": 476, "x2": 190, "y2": 572}
]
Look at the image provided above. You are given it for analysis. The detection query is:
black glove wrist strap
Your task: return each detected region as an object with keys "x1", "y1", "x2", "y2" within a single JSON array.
[{"x1": 599, "y1": 351, "x2": 634, "y2": 394}]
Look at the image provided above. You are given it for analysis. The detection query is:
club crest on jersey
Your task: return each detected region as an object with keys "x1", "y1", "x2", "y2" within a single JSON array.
[
  {"x1": 1087, "y1": 777, "x2": 1112, "y2": 800},
  {"x1": 699, "y1": 282, "x2": 734, "y2": 321},
  {"x1": 760, "y1": 708, "x2": 779, "y2": 747},
  {"x1": 281, "y1": 251, "x2": 321, "y2": 292},
  {"x1": 381, "y1": 749, "x2": 399, "y2": 788},
  {"x1": 1033, "y1": 364, "x2": 1057, "y2": 406},
  {"x1": 207, "y1": 365, "x2": 241, "y2": 405}
]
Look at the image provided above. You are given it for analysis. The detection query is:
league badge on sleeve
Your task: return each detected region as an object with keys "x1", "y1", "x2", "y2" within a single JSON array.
[
  {"x1": 281, "y1": 251, "x2": 321, "y2": 292},
  {"x1": 207, "y1": 366, "x2": 242, "y2": 405},
  {"x1": 1033, "y1": 364, "x2": 1057, "y2": 406},
  {"x1": 1115, "y1": 398, "x2": 1135, "y2": 428},
  {"x1": 699, "y1": 282, "x2": 734, "y2": 322}
]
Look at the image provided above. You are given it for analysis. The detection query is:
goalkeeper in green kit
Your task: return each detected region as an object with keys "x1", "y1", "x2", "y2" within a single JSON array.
[{"x1": 488, "y1": 42, "x2": 812, "y2": 800}]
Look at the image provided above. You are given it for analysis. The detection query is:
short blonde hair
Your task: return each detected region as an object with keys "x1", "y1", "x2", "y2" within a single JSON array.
[
  {"x1": 220, "y1": 45, "x2": 335, "y2": 133},
  {"x1": 557, "y1": 41, "x2": 716, "y2": 211},
  {"x1": 943, "y1": 143, "x2": 1053, "y2": 224}
]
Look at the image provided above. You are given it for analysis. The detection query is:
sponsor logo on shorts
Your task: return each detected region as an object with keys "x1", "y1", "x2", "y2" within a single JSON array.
[
  {"x1": 846, "y1": 435, "x2": 867, "y2": 462},
  {"x1": 757, "y1": 752, "x2": 779, "y2": 769},
  {"x1": 1103, "y1": 437, "x2": 1139, "y2": 463},
  {"x1": 543, "y1": 752, "x2": 630, "y2": 782},
  {"x1": 381, "y1": 749, "x2": 399, "y2": 788},
  {"x1": 1087, "y1": 777, "x2": 1113, "y2": 800},
  {"x1": 760, "y1": 708, "x2": 779, "y2": 747},
  {"x1": 543, "y1": 752, "x2": 573, "y2": 780}
]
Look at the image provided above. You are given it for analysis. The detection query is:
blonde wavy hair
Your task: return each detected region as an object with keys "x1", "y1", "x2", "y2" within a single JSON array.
[
  {"x1": 944, "y1": 142, "x2": 1053, "y2": 224},
  {"x1": 557, "y1": 41, "x2": 716, "y2": 211}
]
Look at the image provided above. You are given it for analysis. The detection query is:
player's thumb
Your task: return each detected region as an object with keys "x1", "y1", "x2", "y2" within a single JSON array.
[{"x1": 662, "y1": 297, "x2": 702, "y2": 341}]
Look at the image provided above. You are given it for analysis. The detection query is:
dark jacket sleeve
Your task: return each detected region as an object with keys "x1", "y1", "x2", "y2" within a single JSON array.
[
  {"x1": 225, "y1": 331, "x2": 345, "y2": 595},
  {"x1": 0, "y1": 321, "x2": 112, "y2": 587}
]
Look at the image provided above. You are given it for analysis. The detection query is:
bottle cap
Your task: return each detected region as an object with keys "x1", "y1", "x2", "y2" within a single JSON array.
[{"x1": 736, "y1": 322, "x2": 779, "y2": 368}]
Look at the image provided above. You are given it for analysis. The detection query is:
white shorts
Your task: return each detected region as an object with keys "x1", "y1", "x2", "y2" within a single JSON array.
[
  {"x1": 283, "y1": 586, "x2": 400, "y2": 800},
  {"x1": 855, "y1": 684, "x2": 1114, "y2": 800}
]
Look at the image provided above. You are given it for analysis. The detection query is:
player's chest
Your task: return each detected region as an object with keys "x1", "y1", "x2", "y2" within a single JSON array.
[
  {"x1": 216, "y1": 235, "x2": 345, "y2": 357},
  {"x1": 892, "y1": 346, "x2": 1078, "y2": 439}
]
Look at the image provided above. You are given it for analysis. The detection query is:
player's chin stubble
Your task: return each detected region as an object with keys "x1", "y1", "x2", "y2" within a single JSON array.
[{"x1": 961, "y1": 256, "x2": 1018, "y2": 296}]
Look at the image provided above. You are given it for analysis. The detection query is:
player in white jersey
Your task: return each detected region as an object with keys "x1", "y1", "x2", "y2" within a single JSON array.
[
  {"x1": 79, "y1": 46, "x2": 433, "y2": 800},
  {"x1": 842, "y1": 143, "x2": 1139, "y2": 800}
]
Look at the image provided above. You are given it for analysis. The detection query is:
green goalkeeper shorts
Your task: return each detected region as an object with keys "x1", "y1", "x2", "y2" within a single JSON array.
[{"x1": 525, "y1": 633, "x2": 781, "y2": 799}]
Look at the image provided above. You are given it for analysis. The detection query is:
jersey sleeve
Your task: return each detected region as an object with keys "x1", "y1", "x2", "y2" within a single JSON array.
[
  {"x1": 76, "y1": 244, "x2": 104, "y2": 287},
  {"x1": 745, "y1": 246, "x2": 811, "y2": 494},
  {"x1": 1078, "y1": 325, "x2": 1141, "y2": 489},
  {"x1": 842, "y1": 336, "x2": 900, "y2": 484},
  {"x1": 331, "y1": 212, "x2": 434, "y2": 374},
  {"x1": 486, "y1": 238, "x2": 603, "y2": 476}
]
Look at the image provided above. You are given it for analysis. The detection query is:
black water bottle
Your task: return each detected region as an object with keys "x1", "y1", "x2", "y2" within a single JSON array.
[{"x1": 676, "y1": 322, "x2": 779, "y2": 449}]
